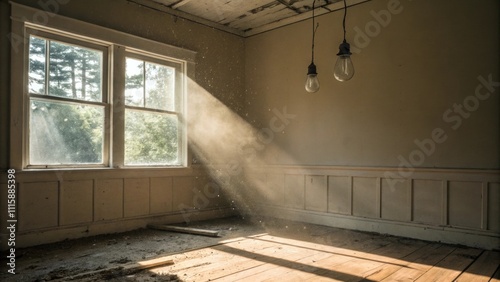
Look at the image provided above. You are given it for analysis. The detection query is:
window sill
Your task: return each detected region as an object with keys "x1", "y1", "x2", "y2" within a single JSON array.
[{"x1": 8, "y1": 166, "x2": 204, "y2": 182}]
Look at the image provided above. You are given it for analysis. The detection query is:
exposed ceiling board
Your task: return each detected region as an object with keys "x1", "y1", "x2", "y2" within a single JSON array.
[
  {"x1": 171, "y1": 0, "x2": 194, "y2": 9},
  {"x1": 177, "y1": 0, "x2": 278, "y2": 25},
  {"x1": 150, "y1": 0, "x2": 178, "y2": 6},
  {"x1": 229, "y1": 4, "x2": 297, "y2": 31},
  {"x1": 130, "y1": 0, "x2": 372, "y2": 37},
  {"x1": 289, "y1": 0, "x2": 333, "y2": 13},
  {"x1": 245, "y1": 0, "x2": 371, "y2": 36}
]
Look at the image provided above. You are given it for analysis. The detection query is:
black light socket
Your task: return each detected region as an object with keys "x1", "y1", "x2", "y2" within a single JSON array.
[{"x1": 307, "y1": 62, "x2": 318, "y2": 75}]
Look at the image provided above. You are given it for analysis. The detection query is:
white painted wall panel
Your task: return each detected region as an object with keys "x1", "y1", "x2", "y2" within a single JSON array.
[
  {"x1": 172, "y1": 177, "x2": 195, "y2": 211},
  {"x1": 412, "y1": 179, "x2": 443, "y2": 225},
  {"x1": 305, "y1": 175, "x2": 327, "y2": 212},
  {"x1": 284, "y1": 174, "x2": 305, "y2": 209},
  {"x1": 488, "y1": 182, "x2": 500, "y2": 232},
  {"x1": 60, "y1": 180, "x2": 93, "y2": 225},
  {"x1": 352, "y1": 177, "x2": 378, "y2": 218},
  {"x1": 19, "y1": 182, "x2": 58, "y2": 231},
  {"x1": 381, "y1": 178, "x2": 410, "y2": 222},
  {"x1": 94, "y1": 179, "x2": 124, "y2": 221},
  {"x1": 448, "y1": 181, "x2": 482, "y2": 229},
  {"x1": 328, "y1": 176, "x2": 351, "y2": 215},
  {"x1": 124, "y1": 178, "x2": 150, "y2": 217},
  {"x1": 150, "y1": 177, "x2": 173, "y2": 214},
  {"x1": 267, "y1": 173, "x2": 285, "y2": 206}
]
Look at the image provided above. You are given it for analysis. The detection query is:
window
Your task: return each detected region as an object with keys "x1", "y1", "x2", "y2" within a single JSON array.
[
  {"x1": 27, "y1": 31, "x2": 108, "y2": 167},
  {"x1": 11, "y1": 4, "x2": 195, "y2": 169},
  {"x1": 124, "y1": 55, "x2": 183, "y2": 166}
]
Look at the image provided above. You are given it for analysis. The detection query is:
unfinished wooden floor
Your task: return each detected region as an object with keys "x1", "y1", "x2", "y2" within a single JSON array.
[
  {"x1": 147, "y1": 222, "x2": 500, "y2": 281},
  {"x1": 3, "y1": 217, "x2": 499, "y2": 281}
]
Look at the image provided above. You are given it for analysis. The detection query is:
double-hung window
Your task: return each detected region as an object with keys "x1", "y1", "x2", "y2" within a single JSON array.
[
  {"x1": 12, "y1": 4, "x2": 194, "y2": 169},
  {"x1": 124, "y1": 53, "x2": 184, "y2": 166},
  {"x1": 27, "y1": 30, "x2": 109, "y2": 167}
]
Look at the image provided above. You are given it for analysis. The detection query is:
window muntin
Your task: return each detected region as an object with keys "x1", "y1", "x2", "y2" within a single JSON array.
[
  {"x1": 26, "y1": 31, "x2": 108, "y2": 167},
  {"x1": 124, "y1": 55, "x2": 184, "y2": 166}
]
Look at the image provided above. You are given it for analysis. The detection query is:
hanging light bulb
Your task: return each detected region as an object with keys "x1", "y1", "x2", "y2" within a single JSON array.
[
  {"x1": 305, "y1": 62, "x2": 320, "y2": 93},
  {"x1": 334, "y1": 40, "x2": 354, "y2": 81},
  {"x1": 334, "y1": 0, "x2": 354, "y2": 81},
  {"x1": 305, "y1": 0, "x2": 320, "y2": 93}
]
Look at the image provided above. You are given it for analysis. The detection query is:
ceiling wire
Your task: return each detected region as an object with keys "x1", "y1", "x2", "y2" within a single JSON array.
[
  {"x1": 311, "y1": 0, "x2": 319, "y2": 63},
  {"x1": 342, "y1": 0, "x2": 347, "y2": 41}
]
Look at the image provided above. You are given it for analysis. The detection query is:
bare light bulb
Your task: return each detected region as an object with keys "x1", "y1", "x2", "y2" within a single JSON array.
[
  {"x1": 334, "y1": 54, "x2": 354, "y2": 81},
  {"x1": 334, "y1": 40, "x2": 354, "y2": 82},
  {"x1": 305, "y1": 62, "x2": 320, "y2": 93}
]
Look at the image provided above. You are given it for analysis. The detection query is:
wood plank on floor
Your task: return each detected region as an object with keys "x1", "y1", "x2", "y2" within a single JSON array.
[
  {"x1": 158, "y1": 235, "x2": 277, "y2": 275},
  {"x1": 381, "y1": 244, "x2": 456, "y2": 281},
  {"x1": 250, "y1": 235, "x2": 422, "y2": 281},
  {"x1": 186, "y1": 237, "x2": 317, "y2": 281},
  {"x1": 205, "y1": 237, "x2": 330, "y2": 278},
  {"x1": 491, "y1": 265, "x2": 500, "y2": 282},
  {"x1": 301, "y1": 239, "x2": 427, "y2": 282},
  {"x1": 415, "y1": 247, "x2": 482, "y2": 282},
  {"x1": 241, "y1": 233, "x2": 393, "y2": 282},
  {"x1": 206, "y1": 232, "x2": 379, "y2": 282},
  {"x1": 361, "y1": 242, "x2": 439, "y2": 281},
  {"x1": 252, "y1": 247, "x2": 343, "y2": 282},
  {"x1": 455, "y1": 250, "x2": 500, "y2": 282},
  {"x1": 210, "y1": 242, "x2": 323, "y2": 282},
  {"x1": 141, "y1": 225, "x2": 491, "y2": 282}
]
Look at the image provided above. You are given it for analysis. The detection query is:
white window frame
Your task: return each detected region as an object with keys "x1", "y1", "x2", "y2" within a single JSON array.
[
  {"x1": 25, "y1": 28, "x2": 111, "y2": 168},
  {"x1": 10, "y1": 3, "x2": 196, "y2": 170},
  {"x1": 123, "y1": 50, "x2": 185, "y2": 166}
]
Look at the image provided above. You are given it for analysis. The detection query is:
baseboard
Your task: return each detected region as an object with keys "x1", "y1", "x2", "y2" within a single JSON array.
[{"x1": 256, "y1": 205, "x2": 500, "y2": 250}]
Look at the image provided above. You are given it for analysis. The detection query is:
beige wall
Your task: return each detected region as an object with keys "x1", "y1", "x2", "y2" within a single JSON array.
[
  {"x1": 245, "y1": 0, "x2": 499, "y2": 169},
  {"x1": 243, "y1": 0, "x2": 499, "y2": 249}
]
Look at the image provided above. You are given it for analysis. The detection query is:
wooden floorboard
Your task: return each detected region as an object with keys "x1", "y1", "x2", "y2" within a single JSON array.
[
  {"x1": 379, "y1": 244, "x2": 456, "y2": 281},
  {"x1": 247, "y1": 233, "x2": 395, "y2": 281},
  {"x1": 148, "y1": 225, "x2": 498, "y2": 282},
  {"x1": 491, "y1": 265, "x2": 500, "y2": 282},
  {"x1": 454, "y1": 250, "x2": 500, "y2": 282},
  {"x1": 415, "y1": 247, "x2": 482, "y2": 282},
  {"x1": 361, "y1": 242, "x2": 437, "y2": 281}
]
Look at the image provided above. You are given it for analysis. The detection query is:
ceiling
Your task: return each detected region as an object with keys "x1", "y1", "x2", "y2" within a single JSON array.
[{"x1": 127, "y1": 0, "x2": 371, "y2": 37}]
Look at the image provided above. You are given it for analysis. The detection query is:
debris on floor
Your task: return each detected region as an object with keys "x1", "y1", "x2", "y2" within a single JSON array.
[
  {"x1": 147, "y1": 224, "x2": 221, "y2": 237},
  {"x1": 0, "y1": 217, "x2": 254, "y2": 282},
  {"x1": 60, "y1": 257, "x2": 175, "y2": 281}
]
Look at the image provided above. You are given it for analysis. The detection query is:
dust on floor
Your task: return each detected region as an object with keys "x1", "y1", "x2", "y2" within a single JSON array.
[
  {"x1": 1, "y1": 216, "x2": 314, "y2": 281},
  {"x1": 0, "y1": 216, "x2": 410, "y2": 281}
]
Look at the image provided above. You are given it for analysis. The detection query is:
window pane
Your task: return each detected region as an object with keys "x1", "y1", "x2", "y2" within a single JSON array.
[
  {"x1": 145, "y1": 62, "x2": 175, "y2": 111},
  {"x1": 29, "y1": 36, "x2": 46, "y2": 94},
  {"x1": 125, "y1": 58, "x2": 144, "y2": 107},
  {"x1": 125, "y1": 110, "x2": 179, "y2": 165},
  {"x1": 49, "y1": 41, "x2": 102, "y2": 102},
  {"x1": 30, "y1": 99, "x2": 104, "y2": 165}
]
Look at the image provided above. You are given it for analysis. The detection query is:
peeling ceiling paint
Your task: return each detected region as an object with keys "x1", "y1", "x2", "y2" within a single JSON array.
[{"x1": 128, "y1": 0, "x2": 371, "y2": 37}]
